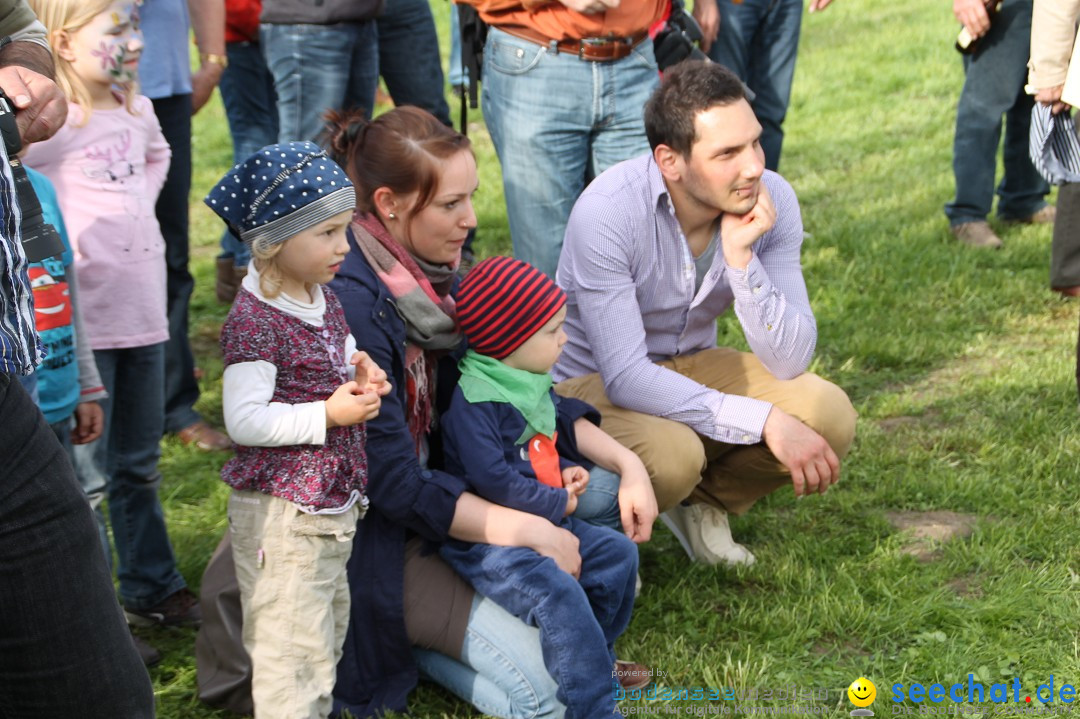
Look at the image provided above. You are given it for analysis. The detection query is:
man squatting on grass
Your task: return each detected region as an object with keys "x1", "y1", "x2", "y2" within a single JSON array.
[{"x1": 554, "y1": 61, "x2": 858, "y2": 566}]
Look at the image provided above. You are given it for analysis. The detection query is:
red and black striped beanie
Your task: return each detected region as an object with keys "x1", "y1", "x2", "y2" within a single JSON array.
[{"x1": 456, "y1": 256, "x2": 566, "y2": 360}]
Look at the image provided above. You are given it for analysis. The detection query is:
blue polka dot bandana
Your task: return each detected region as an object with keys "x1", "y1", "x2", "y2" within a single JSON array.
[{"x1": 204, "y1": 141, "x2": 356, "y2": 250}]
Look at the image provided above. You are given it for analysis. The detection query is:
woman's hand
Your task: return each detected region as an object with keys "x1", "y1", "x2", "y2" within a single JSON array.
[
  {"x1": 450, "y1": 494, "x2": 583, "y2": 578},
  {"x1": 529, "y1": 521, "x2": 582, "y2": 578}
]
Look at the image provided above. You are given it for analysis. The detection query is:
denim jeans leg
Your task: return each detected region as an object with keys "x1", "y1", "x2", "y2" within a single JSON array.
[
  {"x1": 482, "y1": 29, "x2": 595, "y2": 279},
  {"x1": 0, "y1": 374, "x2": 154, "y2": 718},
  {"x1": 587, "y1": 44, "x2": 658, "y2": 178},
  {"x1": 50, "y1": 417, "x2": 111, "y2": 564},
  {"x1": 945, "y1": 0, "x2": 1042, "y2": 225},
  {"x1": 441, "y1": 523, "x2": 637, "y2": 719},
  {"x1": 94, "y1": 344, "x2": 186, "y2": 609},
  {"x1": 413, "y1": 594, "x2": 563, "y2": 719},
  {"x1": 448, "y1": 8, "x2": 467, "y2": 89},
  {"x1": 378, "y1": 0, "x2": 451, "y2": 126},
  {"x1": 998, "y1": 78, "x2": 1049, "y2": 218},
  {"x1": 153, "y1": 93, "x2": 202, "y2": 433},
  {"x1": 571, "y1": 466, "x2": 621, "y2": 531},
  {"x1": 708, "y1": 0, "x2": 801, "y2": 171},
  {"x1": 263, "y1": 22, "x2": 378, "y2": 145},
  {"x1": 219, "y1": 40, "x2": 279, "y2": 267},
  {"x1": 344, "y1": 21, "x2": 380, "y2": 123}
]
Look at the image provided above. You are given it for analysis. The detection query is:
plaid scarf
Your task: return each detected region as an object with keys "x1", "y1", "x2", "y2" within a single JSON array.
[{"x1": 351, "y1": 212, "x2": 460, "y2": 449}]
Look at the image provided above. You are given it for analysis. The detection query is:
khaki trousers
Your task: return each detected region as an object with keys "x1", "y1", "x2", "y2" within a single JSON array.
[
  {"x1": 228, "y1": 490, "x2": 359, "y2": 719},
  {"x1": 555, "y1": 348, "x2": 857, "y2": 515}
]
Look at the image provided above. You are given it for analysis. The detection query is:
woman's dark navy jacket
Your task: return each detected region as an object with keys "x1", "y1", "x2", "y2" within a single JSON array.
[{"x1": 328, "y1": 229, "x2": 467, "y2": 718}]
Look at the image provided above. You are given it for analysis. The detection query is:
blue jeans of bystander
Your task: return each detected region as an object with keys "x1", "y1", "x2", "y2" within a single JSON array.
[
  {"x1": 481, "y1": 27, "x2": 658, "y2": 278},
  {"x1": 707, "y1": 0, "x2": 802, "y2": 171},
  {"x1": 219, "y1": 40, "x2": 279, "y2": 269},
  {"x1": 77, "y1": 342, "x2": 188, "y2": 610},
  {"x1": 378, "y1": 0, "x2": 451, "y2": 126},
  {"x1": 262, "y1": 21, "x2": 379, "y2": 145},
  {"x1": 944, "y1": 0, "x2": 1049, "y2": 225}
]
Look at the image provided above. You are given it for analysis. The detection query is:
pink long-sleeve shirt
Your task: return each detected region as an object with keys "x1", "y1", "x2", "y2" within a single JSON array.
[{"x1": 23, "y1": 96, "x2": 171, "y2": 350}]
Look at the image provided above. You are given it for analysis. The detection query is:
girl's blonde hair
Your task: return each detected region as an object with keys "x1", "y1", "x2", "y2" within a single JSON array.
[
  {"x1": 251, "y1": 241, "x2": 286, "y2": 299},
  {"x1": 28, "y1": 0, "x2": 139, "y2": 123}
]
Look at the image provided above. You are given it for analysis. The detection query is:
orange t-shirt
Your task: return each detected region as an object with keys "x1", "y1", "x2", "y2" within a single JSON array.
[{"x1": 458, "y1": 0, "x2": 667, "y2": 41}]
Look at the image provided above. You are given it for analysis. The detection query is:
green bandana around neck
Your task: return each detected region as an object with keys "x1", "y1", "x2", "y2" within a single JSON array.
[{"x1": 458, "y1": 350, "x2": 556, "y2": 445}]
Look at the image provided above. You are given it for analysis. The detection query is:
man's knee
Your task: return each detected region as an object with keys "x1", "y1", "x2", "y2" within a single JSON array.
[
  {"x1": 796, "y1": 376, "x2": 857, "y2": 460},
  {"x1": 636, "y1": 424, "x2": 706, "y2": 512}
]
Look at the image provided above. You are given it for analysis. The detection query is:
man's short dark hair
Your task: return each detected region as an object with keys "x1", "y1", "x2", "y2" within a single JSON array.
[{"x1": 644, "y1": 61, "x2": 747, "y2": 157}]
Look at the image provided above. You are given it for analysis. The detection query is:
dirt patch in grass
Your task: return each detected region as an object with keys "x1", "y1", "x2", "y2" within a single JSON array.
[
  {"x1": 947, "y1": 574, "x2": 984, "y2": 599},
  {"x1": 885, "y1": 510, "x2": 978, "y2": 561}
]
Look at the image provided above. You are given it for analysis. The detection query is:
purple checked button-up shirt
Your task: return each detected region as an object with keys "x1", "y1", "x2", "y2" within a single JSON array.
[{"x1": 553, "y1": 153, "x2": 816, "y2": 445}]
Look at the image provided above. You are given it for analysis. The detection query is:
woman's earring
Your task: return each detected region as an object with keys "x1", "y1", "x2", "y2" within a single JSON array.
[{"x1": 388, "y1": 212, "x2": 396, "y2": 220}]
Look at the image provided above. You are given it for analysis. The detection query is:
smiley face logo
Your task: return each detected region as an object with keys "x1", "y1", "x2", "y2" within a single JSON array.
[{"x1": 847, "y1": 677, "x2": 876, "y2": 708}]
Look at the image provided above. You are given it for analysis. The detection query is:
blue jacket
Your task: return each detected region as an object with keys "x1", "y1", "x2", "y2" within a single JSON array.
[
  {"x1": 443, "y1": 386, "x2": 599, "y2": 525},
  {"x1": 329, "y1": 230, "x2": 467, "y2": 717}
]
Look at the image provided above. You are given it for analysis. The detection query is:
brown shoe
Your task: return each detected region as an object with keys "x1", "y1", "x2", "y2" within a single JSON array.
[
  {"x1": 215, "y1": 257, "x2": 247, "y2": 304},
  {"x1": 1005, "y1": 205, "x2": 1056, "y2": 225},
  {"x1": 125, "y1": 587, "x2": 202, "y2": 628},
  {"x1": 613, "y1": 660, "x2": 652, "y2": 691},
  {"x1": 177, "y1": 421, "x2": 231, "y2": 452},
  {"x1": 951, "y1": 221, "x2": 1003, "y2": 249}
]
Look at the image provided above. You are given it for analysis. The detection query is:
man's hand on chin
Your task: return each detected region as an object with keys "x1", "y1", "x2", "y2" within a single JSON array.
[
  {"x1": 720, "y1": 181, "x2": 776, "y2": 269},
  {"x1": 761, "y1": 406, "x2": 840, "y2": 498}
]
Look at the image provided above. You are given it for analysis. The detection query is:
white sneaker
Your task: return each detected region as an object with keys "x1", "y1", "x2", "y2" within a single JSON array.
[{"x1": 660, "y1": 503, "x2": 756, "y2": 567}]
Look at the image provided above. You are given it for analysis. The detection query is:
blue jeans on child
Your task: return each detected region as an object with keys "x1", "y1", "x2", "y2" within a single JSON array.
[
  {"x1": 219, "y1": 40, "x2": 279, "y2": 269},
  {"x1": 76, "y1": 342, "x2": 188, "y2": 610},
  {"x1": 440, "y1": 516, "x2": 638, "y2": 719},
  {"x1": 261, "y1": 21, "x2": 379, "y2": 145}
]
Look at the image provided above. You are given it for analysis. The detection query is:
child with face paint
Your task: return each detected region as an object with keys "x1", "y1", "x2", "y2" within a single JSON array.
[{"x1": 22, "y1": 0, "x2": 202, "y2": 632}]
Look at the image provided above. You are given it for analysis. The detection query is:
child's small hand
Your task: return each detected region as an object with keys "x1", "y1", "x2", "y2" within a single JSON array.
[
  {"x1": 325, "y1": 381, "x2": 382, "y2": 428},
  {"x1": 562, "y1": 466, "x2": 589, "y2": 516},
  {"x1": 562, "y1": 466, "x2": 589, "y2": 494},
  {"x1": 71, "y1": 401, "x2": 104, "y2": 445},
  {"x1": 349, "y1": 351, "x2": 393, "y2": 397}
]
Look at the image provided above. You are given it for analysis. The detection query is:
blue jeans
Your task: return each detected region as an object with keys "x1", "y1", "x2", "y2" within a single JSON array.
[
  {"x1": 219, "y1": 40, "x2": 279, "y2": 269},
  {"x1": 707, "y1": 0, "x2": 802, "y2": 171},
  {"x1": 262, "y1": 21, "x2": 379, "y2": 145},
  {"x1": 569, "y1": 466, "x2": 621, "y2": 531},
  {"x1": 0, "y1": 373, "x2": 154, "y2": 717},
  {"x1": 414, "y1": 594, "x2": 562, "y2": 718},
  {"x1": 945, "y1": 0, "x2": 1049, "y2": 225},
  {"x1": 152, "y1": 93, "x2": 203, "y2": 433},
  {"x1": 77, "y1": 342, "x2": 187, "y2": 610},
  {"x1": 440, "y1": 518, "x2": 638, "y2": 719},
  {"x1": 52, "y1": 417, "x2": 110, "y2": 563},
  {"x1": 481, "y1": 28, "x2": 658, "y2": 278},
  {"x1": 378, "y1": 0, "x2": 451, "y2": 126},
  {"x1": 448, "y1": 7, "x2": 467, "y2": 88}
]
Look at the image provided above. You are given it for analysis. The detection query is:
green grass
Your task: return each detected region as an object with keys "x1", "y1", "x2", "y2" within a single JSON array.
[{"x1": 147, "y1": 0, "x2": 1080, "y2": 715}]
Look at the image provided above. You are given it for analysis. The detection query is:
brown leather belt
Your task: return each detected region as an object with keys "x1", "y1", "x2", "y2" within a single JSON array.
[{"x1": 502, "y1": 25, "x2": 649, "y2": 62}]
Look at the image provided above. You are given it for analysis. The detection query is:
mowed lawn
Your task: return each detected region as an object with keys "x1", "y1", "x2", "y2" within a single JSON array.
[{"x1": 148, "y1": 0, "x2": 1080, "y2": 716}]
